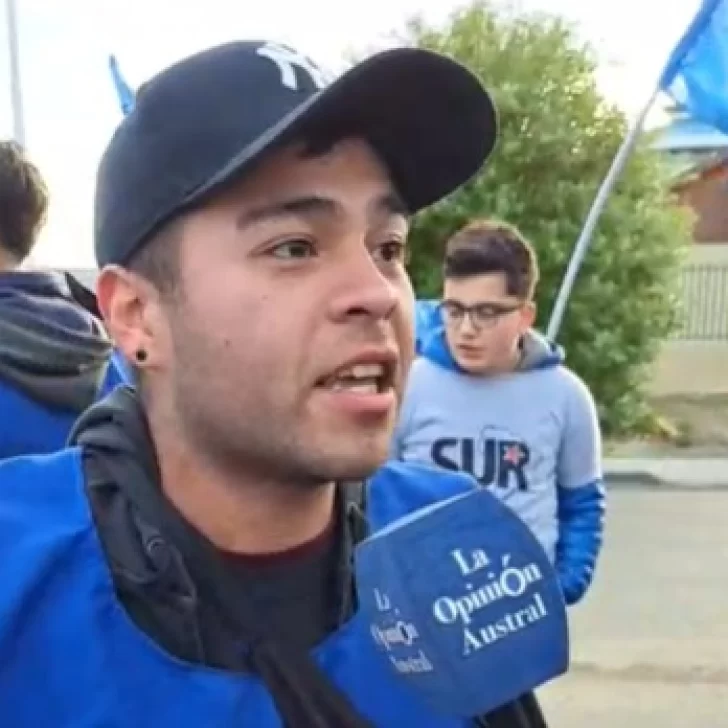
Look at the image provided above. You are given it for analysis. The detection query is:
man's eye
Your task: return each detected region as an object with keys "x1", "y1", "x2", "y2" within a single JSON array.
[
  {"x1": 268, "y1": 239, "x2": 317, "y2": 260},
  {"x1": 474, "y1": 305, "x2": 499, "y2": 319},
  {"x1": 442, "y1": 303, "x2": 465, "y2": 318},
  {"x1": 373, "y1": 240, "x2": 408, "y2": 264}
]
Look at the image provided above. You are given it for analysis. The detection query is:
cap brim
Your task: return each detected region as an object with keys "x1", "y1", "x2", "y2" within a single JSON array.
[{"x1": 187, "y1": 48, "x2": 497, "y2": 213}]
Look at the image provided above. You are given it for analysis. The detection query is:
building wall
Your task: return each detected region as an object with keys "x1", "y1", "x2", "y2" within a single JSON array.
[
  {"x1": 652, "y1": 162, "x2": 728, "y2": 395},
  {"x1": 651, "y1": 340, "x2": 728, "y2": 396},
  {"x1": 650, "y1": 242, "x2": 728, "y2": 396},
  {"x1": 685, "y1": 241, "x2": 728, "y2": 264},
  {"x1": 675, "y1": 164, "x2": 728, "y2": 242}
]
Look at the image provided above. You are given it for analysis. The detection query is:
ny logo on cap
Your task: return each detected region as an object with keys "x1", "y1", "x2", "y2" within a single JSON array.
[{"x1": 256, "y1": 42, "x2": 330, "y2": 91}]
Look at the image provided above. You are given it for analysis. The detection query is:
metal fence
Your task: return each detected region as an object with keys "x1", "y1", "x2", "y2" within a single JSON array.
[{"x1": 674, "y1": 263, "x2": 728, "y2": 341}]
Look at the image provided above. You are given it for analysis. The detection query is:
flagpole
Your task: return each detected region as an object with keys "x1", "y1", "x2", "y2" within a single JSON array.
[
  {"x1": 5, "y1": 0, "x2": 25, "y2": 147},
  {"x1": 546, "y1": 86, "x2": 660, "y2": 340}
]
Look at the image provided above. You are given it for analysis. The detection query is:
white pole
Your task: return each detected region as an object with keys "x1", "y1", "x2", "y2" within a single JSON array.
[
  {"x1": 546, "y1": 87, "x2": 660, "y2": 340},
  {"x1": 5, "y1": 0, "x2": 25, "y2": 146}
]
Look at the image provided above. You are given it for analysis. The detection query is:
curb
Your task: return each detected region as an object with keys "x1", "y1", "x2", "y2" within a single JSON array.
[
  {"x1": 605, "y1": 470, "x2": 662, "y2": 486},
  {"x1": 604, "y1": 458, "x2": 728, "y2": 490}
]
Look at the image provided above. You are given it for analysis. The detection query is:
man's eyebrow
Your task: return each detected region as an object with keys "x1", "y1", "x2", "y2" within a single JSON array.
[
  {"x1": 376, "y1": 191, "x2": 409, "y2": 218},
  {"x1": 236, "y1": 196, "x2": 337, "y2": 230},
  {"x1": 235, "y1": 192, "x2": 409, "y2": 230}
]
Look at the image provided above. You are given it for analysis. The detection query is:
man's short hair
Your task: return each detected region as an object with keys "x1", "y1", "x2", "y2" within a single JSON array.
[
  {"x1": 0, "y1": 141, "x2": 49, "y2": 262},
  {"x1": 125, "y1": 220, "x2": 181, "y2": 298},
  {"x1": 443, "y1": 219, "x2": 539, "y2": 300}
]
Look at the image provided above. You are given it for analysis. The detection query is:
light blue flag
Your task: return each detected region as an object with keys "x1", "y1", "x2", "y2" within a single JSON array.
[
  {"x1": 548, "y1": 0, "x2": 728, "y2": 339},
  {"x1": 659, "y1": 0, "x2": 728, "y2": 132},
  {"x1": 108, "y1": 55, "x2": 136, "y2": 116},
  {"x1": 415, "y1": 299, "x2": 441, "y2": 355}
]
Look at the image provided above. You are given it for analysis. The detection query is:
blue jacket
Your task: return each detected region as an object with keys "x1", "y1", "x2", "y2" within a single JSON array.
[
  {"x1": 0, "y1": 440, "x2": 514, "y2": 726},
  {"x1": 415, "y1": 299, "x2": 442, "y2": 354},
  {"x1": 0, "y1": 271, "x2": 130, "y2": 458}
]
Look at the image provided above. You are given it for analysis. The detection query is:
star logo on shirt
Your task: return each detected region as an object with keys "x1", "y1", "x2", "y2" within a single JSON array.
[{"x1": 503, "y1": 444, "x2": 525, "y2": 466}]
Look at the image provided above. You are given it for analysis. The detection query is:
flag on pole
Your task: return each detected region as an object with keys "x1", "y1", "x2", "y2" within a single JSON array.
[
  {"x1": 108, "y1": 55, "x2": 136, "y2": 116},
  {"x1": 659, "y1": 0, "x2": 728, "y2": 132},
  {"x1": 547, "y1": 0, "x2": 728, "y2": 339}
]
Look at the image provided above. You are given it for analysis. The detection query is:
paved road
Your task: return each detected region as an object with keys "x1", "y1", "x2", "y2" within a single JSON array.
[{"x1": 539, "y1": 484, "x2": 728, "y2": 727}]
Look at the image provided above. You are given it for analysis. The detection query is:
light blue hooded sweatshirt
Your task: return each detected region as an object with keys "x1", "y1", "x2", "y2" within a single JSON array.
[{"x1": 395, "y1": 305, "x2": 605, "y2": 606}]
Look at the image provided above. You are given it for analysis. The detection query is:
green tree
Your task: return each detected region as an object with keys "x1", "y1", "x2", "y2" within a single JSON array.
[{"x1": 402, "y1": 1, "x2": 692, "y2": 436}]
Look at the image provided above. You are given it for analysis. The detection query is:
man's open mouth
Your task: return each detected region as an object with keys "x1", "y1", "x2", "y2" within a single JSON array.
[{"x1": 317, "y1": 363, "x2": 394, "y2": 394}]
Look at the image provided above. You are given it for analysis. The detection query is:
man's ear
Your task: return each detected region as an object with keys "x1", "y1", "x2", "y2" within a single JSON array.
[
  {"x1": 520, "y1": 301, "x2": 537, "y2": 332},
  {"x1": 96, "y1": 265, "x2": 165, "y2": 368}
]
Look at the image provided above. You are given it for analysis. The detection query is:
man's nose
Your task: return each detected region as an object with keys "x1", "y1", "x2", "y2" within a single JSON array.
[
  {"x1": 327, "y1": 246, "x2": 399, "y2": 323},
  {"x1": 460, "y1": 311, "x2": 479, "y2": 335}
]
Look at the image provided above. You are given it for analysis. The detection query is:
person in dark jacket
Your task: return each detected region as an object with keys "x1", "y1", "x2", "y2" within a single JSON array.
[
  {"x1": 0, "y1": 42, "x2": 548, "y2": 727},
  {"x1": 0, "y1": 141, "x2": 129, "y2": 458}
]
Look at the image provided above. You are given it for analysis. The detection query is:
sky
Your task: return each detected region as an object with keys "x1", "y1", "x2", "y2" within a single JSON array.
[{"x1": 0, "y1": 0, "x2": 700, "y2": 267}]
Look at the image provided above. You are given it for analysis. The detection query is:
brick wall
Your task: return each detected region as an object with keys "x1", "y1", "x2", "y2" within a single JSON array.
[{"x1": 675, "y1": 164, "x2": 728, "y2": 242}]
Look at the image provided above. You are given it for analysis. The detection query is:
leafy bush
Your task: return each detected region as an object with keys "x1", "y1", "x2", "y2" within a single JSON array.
[{"x1": 403, "y1": 1, "x2": 692, "y2": 435}]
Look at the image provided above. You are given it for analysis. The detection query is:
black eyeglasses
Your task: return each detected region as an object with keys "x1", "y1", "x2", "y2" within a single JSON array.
[{"x1": 440, "y1": 300, "x2": 523, "y2": 330}]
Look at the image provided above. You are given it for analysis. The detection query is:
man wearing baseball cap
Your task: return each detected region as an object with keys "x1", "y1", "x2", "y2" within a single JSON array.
[{"x1": 0, "y1": 41, "x2": 549, "y2": 726}]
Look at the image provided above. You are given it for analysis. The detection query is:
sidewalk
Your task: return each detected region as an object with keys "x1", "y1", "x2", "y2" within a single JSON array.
[{"x1": 604, "y1": 441, "x2": 728, "y2": 488}]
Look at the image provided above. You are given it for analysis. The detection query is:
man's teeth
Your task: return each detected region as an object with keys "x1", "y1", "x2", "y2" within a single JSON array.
[
  {"x1": 330, "y1": 379, "x2": 379, "y2": 393},
  {"x1": 327, "y1": 363, "x2": 386, "y2": 393},
  {"x1": 344, "y1": 364, "x2": 385, "y2": 379}
]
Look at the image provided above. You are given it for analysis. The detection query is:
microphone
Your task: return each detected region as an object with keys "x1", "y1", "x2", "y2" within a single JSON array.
[{"x1": 355, "y1": 487, "x2": 569, "y2": 718}]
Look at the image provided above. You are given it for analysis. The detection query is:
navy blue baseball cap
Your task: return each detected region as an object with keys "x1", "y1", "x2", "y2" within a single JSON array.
[{"x1": 94, "y1": 40, "x2": 498, "y2": 267}]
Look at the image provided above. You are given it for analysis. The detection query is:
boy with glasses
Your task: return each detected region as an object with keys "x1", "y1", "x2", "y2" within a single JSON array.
[{"x1": 394, "y1": 219, "x2": 605, "y2": 606}]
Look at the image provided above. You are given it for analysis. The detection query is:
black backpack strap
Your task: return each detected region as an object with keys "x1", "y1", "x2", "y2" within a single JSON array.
[
  {"x1": 333, "y1": 480, "x2": 368, "y2": 627},
  {"x1": 63, "y1": 271, "x2": 101, "y2": 318},
  {"x1": 475, "y1": 691, "x2": 549, "y2": 727},
  {"x1": 341, "y1": 480, "x2": 368, "y2": 544}
]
